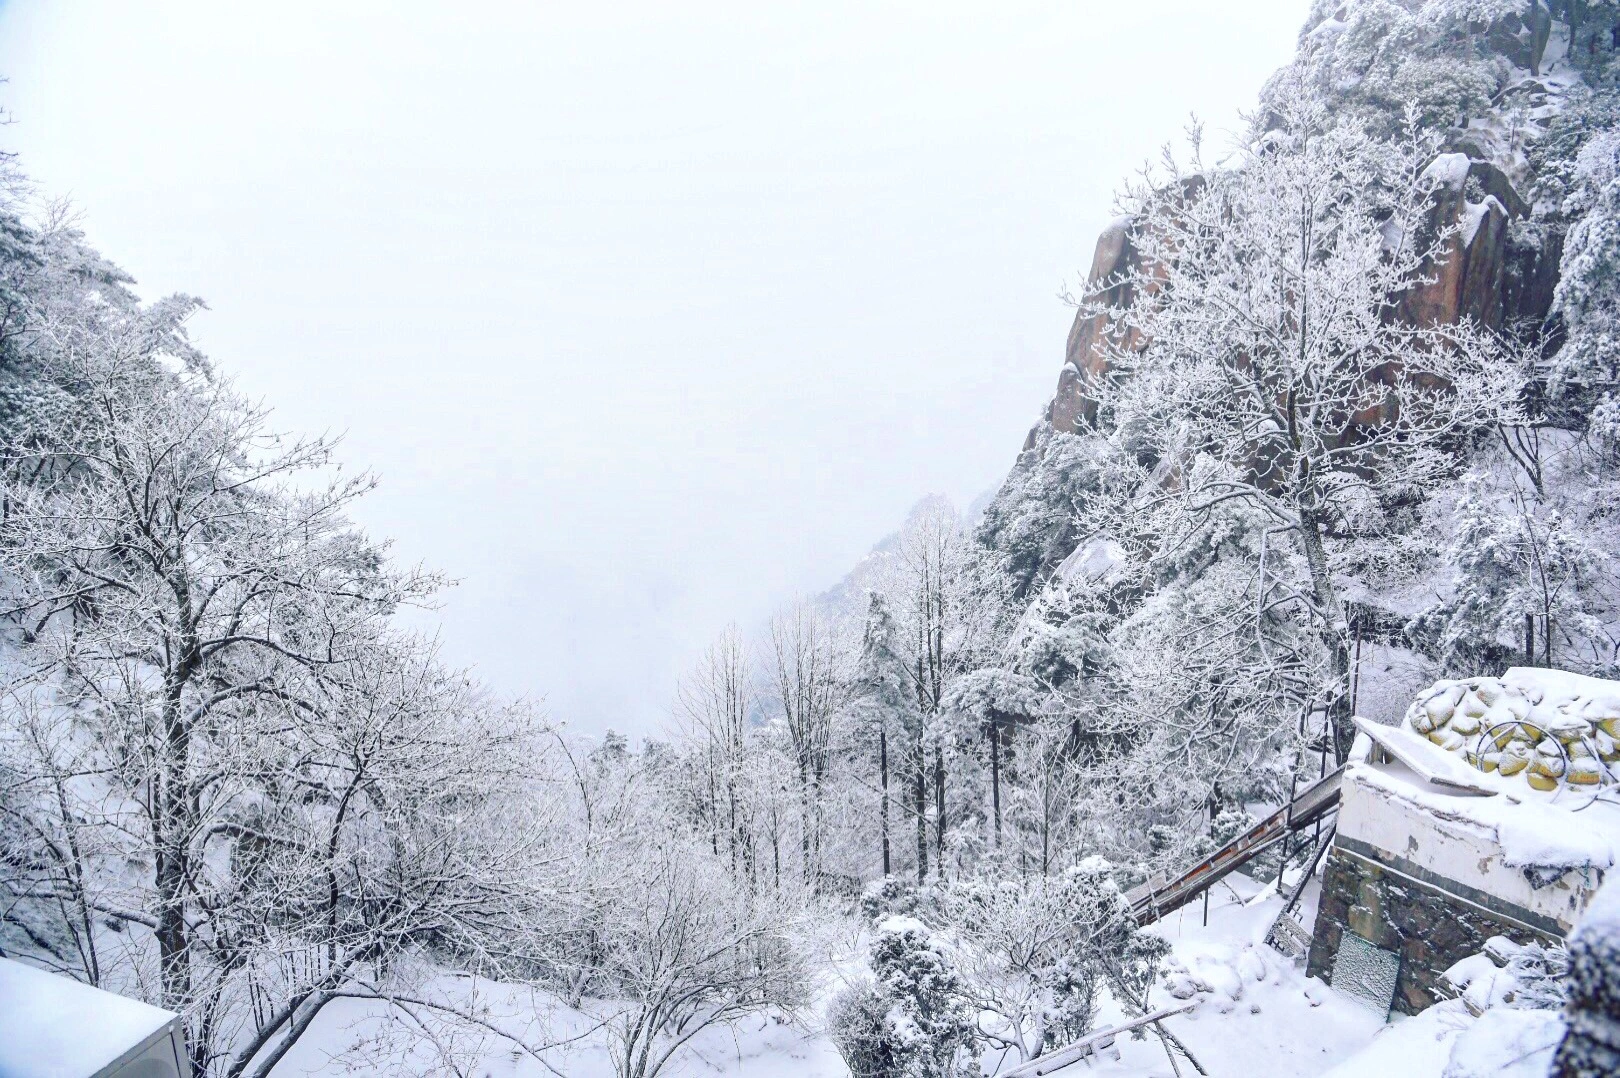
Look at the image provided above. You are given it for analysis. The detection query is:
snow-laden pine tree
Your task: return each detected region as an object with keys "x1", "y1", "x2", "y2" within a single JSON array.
[{"x1": 866, "y1": 917, "x2": 979, "y2": 1078}]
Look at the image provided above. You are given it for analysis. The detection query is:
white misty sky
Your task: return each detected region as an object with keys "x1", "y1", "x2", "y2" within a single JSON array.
[{"x1": 0, "y1": 1, "x2": 1306, "y2": 736}]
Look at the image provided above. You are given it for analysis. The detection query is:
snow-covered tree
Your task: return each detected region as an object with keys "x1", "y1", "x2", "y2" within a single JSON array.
[
  {"x1": 1415, "y1": 471, "x2": 1613, "y2": 670},
  {"x1": 675, "y1": 626, "x2": 758, "y2": 883},
  {"x1": 1094, "y1": 106, "x2": 1526, "y2": 758},
  {"x1": 767, "y1": 601, "x2": 846, "y2": 887},
  {"x1": 842, "y1": 500, "x2": 1007, "y2": 882},
  {"x1": 940, "y1": 668, "x2": 1042, "y2": 852},
  {"x1": 850, "y1": 592, "x2": 912, "y2": 879},
  {"x1": 582, "y1": 802, "x2": 811, "y2": 1078},
  {"x1": 1549, "y1": 130, "x2": 1620, "y2": 396},
  {"x1": 0, "y1": 346, "x2": 568, "y2": 1074},
  {"x1": 935, "y1": 857, "x2": 1138, "y2": 1064}
]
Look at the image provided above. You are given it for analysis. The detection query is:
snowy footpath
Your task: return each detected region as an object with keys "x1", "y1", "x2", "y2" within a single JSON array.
[{"x1": 1083, "y1": 873, "x2": 1381, "y2": 1077}]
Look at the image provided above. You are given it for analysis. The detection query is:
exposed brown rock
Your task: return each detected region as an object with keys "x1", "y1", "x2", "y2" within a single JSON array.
[
  {"x1": 1043, "y1": 152, "x2": 1538, "y2": 437},
  {"x1": 1400, "y1": 154, "x2": 1513, "y2": 331},
  {"x1": 1050, "y1": 216, "x2": 1142, "y2": 436}
]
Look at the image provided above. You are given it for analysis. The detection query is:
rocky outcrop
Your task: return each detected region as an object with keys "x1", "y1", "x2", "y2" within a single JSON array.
[
  {"x1": 1488, "y1": 0, "x2": 1553, "y2": 75},
  {"x1": 1399, "y1": 154, "x2": 1515, "y2": 331},
  {"x1": 1039, "y1": 150, "x2": 1548, "y2": 445},
  {"x1": 1044, "y1": 217, "x2": 1141, "y2": 440},
  {"x1": 1043, "y1": 177, "x2": 1202, "y2": 444}
]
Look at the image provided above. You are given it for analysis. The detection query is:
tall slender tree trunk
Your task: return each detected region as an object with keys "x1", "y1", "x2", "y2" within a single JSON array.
[
  {"x1": 155, "y1": 660, "x2": 199, "y2": 1074},
  {"x1": 708, "y1": 753, "x2": 720, "y2": 856},
  {"x1": 933, "y1": 746, "x2": 945, "y2": 875},
  {"x1": 154, "y1": 729, "x2": 191, "y2": 1006},
  {"x1": 914, "y1": 751, "x2": 928, "y2": 884},
  {"x1": 811, "y1": 766, "x2": 825, "y2": 881},
  {"x1": 798, "y1": 758, "x2": 812, "y2": 884},
  {"x1": 1298, "y1": 509, "x2": 1353, "y2": 762},
  {"x1": 989, "y1": 720, "x2": 1002, "y2": 848},
  {"x1": 728, "y1": 781, "x2": 738, "y2": 875},
  {"x1": 1040, "y1": 759, "x2": 1051, "y2": 876},
  {"x1": 879, "y1": 726, "x2": 891, "y2": 877}
]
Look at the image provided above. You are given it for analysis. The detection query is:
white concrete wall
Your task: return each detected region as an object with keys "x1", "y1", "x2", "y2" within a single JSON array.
[{"x1": 1338, "y1": 767, "x2": 1598, "y2": 934}]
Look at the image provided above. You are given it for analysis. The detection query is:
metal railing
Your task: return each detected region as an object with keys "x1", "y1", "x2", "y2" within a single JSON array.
[{"x1": 1124, "y1": 765, "x2": 1345, "y2": 925}]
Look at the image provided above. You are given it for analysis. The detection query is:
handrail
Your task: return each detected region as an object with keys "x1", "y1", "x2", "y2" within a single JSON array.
[
  {"x1": 998, "y1": 1003, "x2": 1198, "y2": 1078},
  {"x1": 1125, "y1": 765, "x2": 1346, "y2": 924}
]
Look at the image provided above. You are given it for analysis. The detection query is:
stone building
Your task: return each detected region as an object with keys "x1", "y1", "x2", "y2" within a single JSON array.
[{"x1": 1306, "y1": 669, "x2": 1620, "y2": 1018}]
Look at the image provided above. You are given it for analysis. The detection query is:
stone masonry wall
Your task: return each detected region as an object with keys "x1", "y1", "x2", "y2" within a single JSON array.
[{"x1": 1306, "y1": 843, "x2": 1559, "y2": 1016}]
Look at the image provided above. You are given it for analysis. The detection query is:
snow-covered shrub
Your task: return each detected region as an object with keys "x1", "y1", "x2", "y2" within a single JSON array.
[
  {"x1": 860, "y1": 875, "x2": 921, "y2": 922},
  {"x1": 556, "y1": 787, "x2": 813, "y2": 1078},
  {"x1": 1444, "y1": 936, "x2": 1569, "y2": 1015},
  {"x1": 1505, "y1": 941, "x2": 1570, "y2": 1011},
  {"x1": 1211, "y1": 807, "x2": 1259, "y2": 848},
  {"x1": 868, "y1": 917, "x2": 979, "y2": 1078},
  {"x1": 932, "y1": 857, "x2": 1147, "y2": 1064},
  {"x1": 827, "y1": 981, "x2": 906, "y2": 1078}
]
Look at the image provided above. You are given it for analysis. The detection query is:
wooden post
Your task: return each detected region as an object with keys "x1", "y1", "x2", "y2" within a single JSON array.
[{"x1": 1279, "y1": 771, "x2": 1299, "y2": 878}]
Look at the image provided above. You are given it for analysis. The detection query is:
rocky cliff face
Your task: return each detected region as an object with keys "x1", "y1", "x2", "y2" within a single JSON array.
[
  {"x1": 1023, "y1": 1, "x2": 1588, "y2": 515},
  {"x1": 1045, "y1": 128, "x2": 1554, "y2": 452},
  {"x1": 1039, "y1": 149, "x2": 1551, "y2": 446},
  {"x1": 975, "y1": 1, "x2": 1620, "y2": 634}
]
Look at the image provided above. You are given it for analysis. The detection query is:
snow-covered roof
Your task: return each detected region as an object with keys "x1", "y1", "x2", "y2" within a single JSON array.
[
  {"x1": 1354, "y1": 717, "x2": 1496, "y2": 797},
  {"x1": 0, "y1": 958, "x2": 179, "y2": 1077}
]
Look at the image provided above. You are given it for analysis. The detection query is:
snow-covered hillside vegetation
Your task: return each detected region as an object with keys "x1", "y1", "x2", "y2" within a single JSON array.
[{"x1": 5, "y1": 2, "x2": 1620, "y2": 1077}]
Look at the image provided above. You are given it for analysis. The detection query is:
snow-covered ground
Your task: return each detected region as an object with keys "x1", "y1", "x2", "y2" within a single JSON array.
[
  {"x1": 1318, "y1": 1001, "x2": 1562, "y2": 1078},
  {"x1": 1096, "y1": 873, "x2": 1383, "y2": 1077},
  {"x1": 1001, "y1": 867, "x2": 1565, "y2": 1078},
  {"x1": 263, "y1": 974, "x2": 851, "y2": 1078},
  {"x1": 260, "y1": 873, "x2": 1381, "y2": 1077},
  {"x1": 261, "y1": 865, "x2": 1571, "y2": 1077}
]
